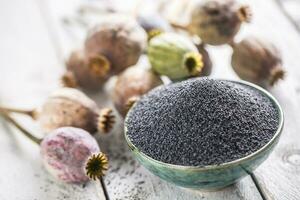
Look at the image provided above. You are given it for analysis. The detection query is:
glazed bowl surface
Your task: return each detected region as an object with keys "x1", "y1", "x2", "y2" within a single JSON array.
[{"x1": 124, "y1": 80, "x2": 284, "y2": 190}]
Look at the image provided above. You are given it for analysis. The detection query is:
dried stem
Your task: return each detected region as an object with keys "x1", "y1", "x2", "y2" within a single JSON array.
[
  {"x1": 170, "y1": 22, "x2": 188, "y2": 31},
  {"x1": 0, "y1": 106, "x2": 37, "y2": 119},
  {"x1": 0, "y1": 110, "x2": 42, "y2": 145}
]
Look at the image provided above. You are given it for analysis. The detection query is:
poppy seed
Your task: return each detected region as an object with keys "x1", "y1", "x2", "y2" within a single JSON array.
[{"x1": 126, "y1": 78, "x2": 279, "y2": 166}]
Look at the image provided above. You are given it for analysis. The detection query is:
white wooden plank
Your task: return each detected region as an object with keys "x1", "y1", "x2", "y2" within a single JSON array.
[
  {"x1": 275, "y1": 0, "x2": 300, "y2": 33},
  {"x1": 43, "y1": 0, "x2": 264, "y2": 199},
  {"x1": 234, "y1": 0, "x2": 300, "y2": 199},
  {"x1": 0, "y1": 0, "x2": 105, "y2": 199}
]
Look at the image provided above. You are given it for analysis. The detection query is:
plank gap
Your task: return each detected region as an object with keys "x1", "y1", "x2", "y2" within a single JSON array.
[
  {"x1": 274, "y1": 0, "x2": 300, "y2": 33},
  {"x1": 249, "y1": 173, "x2": 268, "y2": 200}
]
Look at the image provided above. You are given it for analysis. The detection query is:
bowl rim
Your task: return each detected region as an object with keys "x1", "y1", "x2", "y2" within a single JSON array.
[{"x1": 124, "y1": 78, "x2": 284, "y2": 171}]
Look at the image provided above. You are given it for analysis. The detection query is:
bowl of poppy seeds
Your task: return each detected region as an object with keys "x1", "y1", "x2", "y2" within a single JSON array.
[{"x1": 125, "y1": 77, "x2": 284, "y2": 190}]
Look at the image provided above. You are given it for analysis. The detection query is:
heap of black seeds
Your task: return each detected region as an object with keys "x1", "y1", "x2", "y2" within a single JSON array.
[{"x1": 126, "y1": 78, "x2": 279, "y2": 166}]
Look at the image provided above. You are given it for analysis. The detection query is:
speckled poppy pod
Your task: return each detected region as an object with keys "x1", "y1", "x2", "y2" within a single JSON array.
[
  {"x1": 0, "y1": 111, "x2": 108, "y2": 184},
  {"x1": 0, "y1": 87, "x2": 115, "y2": 134},
  {"x1": 62, "y1": 49, "x2": 111, "y2": 91},
  {"x1": 41, "y1": 127, "x2": 108, "y2": 183},
  {"x1": 188, "y1": 0, "x2": 252, "y2": 45},
  {"x1": 112, "y1": 66, "x2": 163, "y2": 117},
  {"x1": 85, "y1": 14, "x2": 147, "y2": 76},
  {"x1": 147, "y1": 32, "x2": 203, "y2": 80},
  {"x1": 231, "y1": 36, "x2": 285, "y2": 87}
]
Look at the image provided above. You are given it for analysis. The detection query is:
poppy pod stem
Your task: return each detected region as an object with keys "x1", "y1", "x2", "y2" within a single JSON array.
[
  {"x1": 61, "y1": 71, "x2": 78, "y2": 88},
  {"x1": 0, "y1": 110, "x2": 42, "y2": 145},
  {"x1": 183, "y1": 52, "x2": 203, "y2": 76},
  {"x1": 147, "y1": 29, "x2": 164, "y2": 41},
  {"x1": 0, "y1": 106, "x2": 37, "y2": 119},
  {"x1": 169, "y1": 21, "x2": 188, "y2": 31},
  {"x1": 237, "y1": 5, "x2": 252, "y2": 23}
]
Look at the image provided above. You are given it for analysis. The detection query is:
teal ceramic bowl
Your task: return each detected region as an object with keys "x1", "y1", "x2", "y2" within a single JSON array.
[{"x1": 124, "y1": 80, "x2": 284, "y2": 190}]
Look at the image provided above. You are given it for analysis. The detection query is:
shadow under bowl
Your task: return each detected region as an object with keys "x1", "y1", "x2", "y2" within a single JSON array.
[{"x1": 124, "y1": 80, "x2": 284, "y2": 190}]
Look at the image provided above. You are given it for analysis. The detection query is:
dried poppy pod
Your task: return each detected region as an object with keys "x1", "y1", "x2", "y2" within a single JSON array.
[
  {"x1": 0, "y1": 88, "x2": 115, "y2": 134},
  {"x1": 62, "y1": 49, "x2": 111, "y2": 91},
  {"x1": 231, "y1": 36, "x2": 285, "y2": 87},
  {"x1": 85, "y1": 14, "x2": 147, "y2": 75},
  {"x1": 112, "y1": 66, "x2": 163, "y2": 117},
  {"x1": 41, "y1": 127, "x2": 108, "y2": 183},
  {"x1": 188, "y1": 0, "x2": 251, "y2": 45},
  {"x1": 0, "y1": 111, "x2": 108, "y2": 184}
]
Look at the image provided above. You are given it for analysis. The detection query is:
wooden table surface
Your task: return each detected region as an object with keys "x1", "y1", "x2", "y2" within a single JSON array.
[{"x1": 0, "y1": 0, "x2": 300, "y2": 199}]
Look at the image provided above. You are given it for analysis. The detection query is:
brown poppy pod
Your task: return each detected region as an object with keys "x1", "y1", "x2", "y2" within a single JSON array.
[
  {"x1": 85, "y1": 15, "x2": 147, "y2": 75},
  {"x1": 62, "y1": 49, "x2": 111, "y2": 91},
  {"x1": 231, "y1": 36, "x2": 285, "y2": 87},
  {"x1": 0, "y1": 88, "x2": 115, "y2": 134},
  {"x1": 188, "y1": 0, "x2": 251, "y2": 45},
  {"x1": 112, "y1": 66, "x2": 163, "y2": 117}
]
